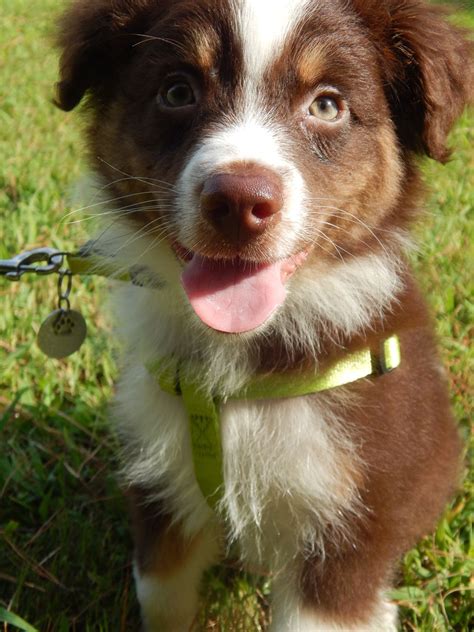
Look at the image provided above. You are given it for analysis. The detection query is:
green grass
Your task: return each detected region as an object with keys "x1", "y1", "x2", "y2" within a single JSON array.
[{"x1": 0, "y1": 1, "x2": 472, "y2": 630}]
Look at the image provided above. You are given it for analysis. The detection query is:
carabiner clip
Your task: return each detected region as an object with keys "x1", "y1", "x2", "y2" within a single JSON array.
[{"x1": 0, "y1": 248, "x2": 65, "y2": 281}]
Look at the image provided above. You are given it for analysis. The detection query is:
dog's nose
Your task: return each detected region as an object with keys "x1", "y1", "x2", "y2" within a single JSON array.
[{"x1": 200, "y1": 170, "x2": 283, "y2": 244}]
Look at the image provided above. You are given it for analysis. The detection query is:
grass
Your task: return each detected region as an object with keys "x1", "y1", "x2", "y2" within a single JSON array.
[{"x1": 0, "y1": 1, "x2": 472, "y2": 630}]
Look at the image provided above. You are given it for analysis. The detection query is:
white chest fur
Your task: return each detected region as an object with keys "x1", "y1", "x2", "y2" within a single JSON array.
[{"x1": 115, "y1": 362, "x2": 362, "y2": 570}]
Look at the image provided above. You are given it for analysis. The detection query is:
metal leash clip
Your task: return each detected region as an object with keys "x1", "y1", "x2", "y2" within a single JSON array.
[
  {"x1": 1, "y1": 247, "x2": 87, "y2": 358},
  {"x1": 0, "y1": 248, "x2": 65, "y2": 281}
]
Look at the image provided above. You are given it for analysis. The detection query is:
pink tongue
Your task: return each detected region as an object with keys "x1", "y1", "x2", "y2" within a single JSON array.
[{"x1": 181, "y1": 255, "x2": 286, "y2": 333}]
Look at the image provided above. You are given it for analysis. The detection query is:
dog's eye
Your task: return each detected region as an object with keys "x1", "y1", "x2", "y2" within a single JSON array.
[
  {"x1": 159, "y1": 80, "x2": 196, "y2": 108},
  {"x1": 309, "y1": 96, "x2": 341, "y2": 122}
]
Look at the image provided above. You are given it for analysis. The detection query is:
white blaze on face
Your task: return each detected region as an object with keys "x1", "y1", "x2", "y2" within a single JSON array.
[
  {"x1": 176, "y1": 0, "x2": 311, "y2": 256},
  {"x1": 235, "y1": 0, "x2": 310, "y2": 82}
]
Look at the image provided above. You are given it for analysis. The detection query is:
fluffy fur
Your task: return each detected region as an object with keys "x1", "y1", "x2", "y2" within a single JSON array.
[{"x1": 56, "y1": 0, "x2": 472, "y2": 629}]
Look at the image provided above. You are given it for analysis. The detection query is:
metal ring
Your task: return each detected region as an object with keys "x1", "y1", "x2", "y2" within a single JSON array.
[
  {"x1": 57, "y1": 270, "x2": 73, "y2": 311},
  {"x1": 58, "y1": 296, "x2": 71, "y2": 312},
  {"x1": 57, "y1": 270, "x2": 73, "y2": 300}
]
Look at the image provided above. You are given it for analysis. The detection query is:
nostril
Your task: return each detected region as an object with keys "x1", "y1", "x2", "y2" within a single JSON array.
[
  {"x1": 252, "y1": 202, "x2": 277, "y2": 221},
  {"x1": 201, "y1": 193, "x2": 232, "y2": 219}
]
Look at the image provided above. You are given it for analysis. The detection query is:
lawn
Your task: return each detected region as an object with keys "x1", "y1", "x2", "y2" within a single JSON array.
[{"x1": 0, "y1": 1, "x2": 472, "y2": 631}]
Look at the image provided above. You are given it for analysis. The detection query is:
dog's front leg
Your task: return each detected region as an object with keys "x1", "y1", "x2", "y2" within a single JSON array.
[
  {"x1": 269, "y1": 560, "x2": 398, "y2": 632},
  {"x1": 129, "y1": 486, "x2": 221, "y2": 632}
]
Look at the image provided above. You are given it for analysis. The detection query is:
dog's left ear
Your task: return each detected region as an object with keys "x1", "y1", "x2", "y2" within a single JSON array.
[{"x1": 355, "y1": 0, "x2": 473, "y2": 162}]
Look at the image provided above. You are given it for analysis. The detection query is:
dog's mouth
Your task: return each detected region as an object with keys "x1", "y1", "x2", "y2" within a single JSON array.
[{"x1": 172, "y1": 243, "x2": 308, "y2": 333}]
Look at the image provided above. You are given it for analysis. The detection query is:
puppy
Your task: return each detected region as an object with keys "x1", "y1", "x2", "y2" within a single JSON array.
[{"x1": 56, "y1": 1, "x2": 472, "y2": 630}]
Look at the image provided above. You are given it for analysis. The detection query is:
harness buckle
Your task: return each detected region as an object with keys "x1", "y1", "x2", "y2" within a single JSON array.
[{"x1": 372, "y1": 336, "x2": 401, "y2": 375}]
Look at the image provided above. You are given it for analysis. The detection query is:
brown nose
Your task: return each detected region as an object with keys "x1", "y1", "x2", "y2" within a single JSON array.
[{"x1": 200, "y1": 170, "x2": 283, "y2": 244}]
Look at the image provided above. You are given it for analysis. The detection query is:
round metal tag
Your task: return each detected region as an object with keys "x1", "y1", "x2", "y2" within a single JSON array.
[{"x1": 37, "y1": 309, "x2": 87, "y2": 359}]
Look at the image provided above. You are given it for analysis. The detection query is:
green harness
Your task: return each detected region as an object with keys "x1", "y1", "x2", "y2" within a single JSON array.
[{"x1": 147, "y1": 336, "x2": 401, "y2": 509}]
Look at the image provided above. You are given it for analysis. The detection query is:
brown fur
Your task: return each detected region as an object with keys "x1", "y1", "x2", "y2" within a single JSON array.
[
  {"x1": 128, "y1": 487, "x2": 207, "y2": 579},
  {"x1": 302, "y1": 326, "x2": 461, "y2": 622},
  {"x1": 296, "y1": 42, "x2": 329, "y2": 86}
]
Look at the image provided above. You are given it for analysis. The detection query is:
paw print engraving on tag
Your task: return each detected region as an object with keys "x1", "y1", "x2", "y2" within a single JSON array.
[
  {"x1": 53, "y1": 310, "x2": 76, "y2": 335},
  {"x1": 38, "y1": 309, "x2": 87, "y2": 359}
]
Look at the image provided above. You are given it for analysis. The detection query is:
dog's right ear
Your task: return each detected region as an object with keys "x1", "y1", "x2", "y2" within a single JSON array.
[{"x1": 55, "y1": 0, "x2": 154, "y2": 111}]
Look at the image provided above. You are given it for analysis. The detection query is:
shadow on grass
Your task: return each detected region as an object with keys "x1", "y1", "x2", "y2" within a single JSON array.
[{"x1": 0, "y1": 394, "x2": 140, "y2": 631}]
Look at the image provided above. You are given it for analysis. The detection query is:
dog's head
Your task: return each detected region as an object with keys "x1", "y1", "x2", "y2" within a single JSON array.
[{"x1": 56, "y1": 0, "x2": 472, "y2": 337}]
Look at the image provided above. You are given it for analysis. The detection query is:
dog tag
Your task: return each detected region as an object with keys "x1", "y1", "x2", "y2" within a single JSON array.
[{"x1": 37, "y1": 309, "x2": 87, "y2": 359}]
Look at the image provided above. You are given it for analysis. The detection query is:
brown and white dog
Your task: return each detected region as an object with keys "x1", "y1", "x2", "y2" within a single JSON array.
[{"x1": 56, "y1": 1, "x2": 472, "y2": 630}]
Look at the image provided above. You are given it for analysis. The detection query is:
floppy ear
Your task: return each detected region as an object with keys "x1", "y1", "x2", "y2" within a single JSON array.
[
  {"x1": 355, "y1": 0, "x2": 473, "y2": 162},
  {"x1": 55, "y1": 0, "x2": 154, "y2": 111}
]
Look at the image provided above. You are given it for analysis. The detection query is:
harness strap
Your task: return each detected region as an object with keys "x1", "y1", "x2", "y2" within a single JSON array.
[
  {"x1": 67, "y1": 252, "x2": 132, "y2": 282},
  {"x1": 67, "y1": 250, "x2": 165, "y2": 288},
  {"x1": 148, "y1": 335, "x2": 401, "y2": 509}
]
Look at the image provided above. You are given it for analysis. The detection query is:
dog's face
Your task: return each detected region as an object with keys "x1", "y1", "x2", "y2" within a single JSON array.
[{"x1": 57, "y1": 0, "x2": 472, "y2": 335}]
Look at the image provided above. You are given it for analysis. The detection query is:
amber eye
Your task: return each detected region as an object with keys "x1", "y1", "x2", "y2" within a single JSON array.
[
  {"x1": 309, "y1": 96, "x2": 341, "y2": 122},
  {"x1": 159, "y1": 80, "x2": 196, "y2": 108}
]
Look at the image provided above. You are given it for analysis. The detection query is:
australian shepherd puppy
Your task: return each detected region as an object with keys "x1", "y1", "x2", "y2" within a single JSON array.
[{"x1": 56, "y1": 0, "x2": 472, "y2": 630}]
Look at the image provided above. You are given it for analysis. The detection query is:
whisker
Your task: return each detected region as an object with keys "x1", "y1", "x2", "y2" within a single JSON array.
[
  {"x1": 61, "y1": 192, "x2": 164, "y2": 221},
  {"x1": 312, "y1": 219, "x2": 377, "y2": 255},
  {"x1": 131, "y1": 34, "x2": 188, "y2": 56},
  {"x1": 307, "y1": 227, "x2": 351, "y2": 263},
  {"x1": 63, "y1": 204, "x2": 175, "y2": 229},
  {"x1": 61, "y1": 173, "x2": 176, "y2": 220},
  {"x1": 65, "y1": 206, "x2": 174, "y2": 226},
  {"x1": 310, "y1": 205, "x2": 390, "y2": 255},
  {"x1": 311, "y1": 206, "x2": 392, "y2": 233},
  {"x1": 97, "y1": 158, "x2": 176, "y2": 191},
  {"x1": 100, "y1": 174, "x2": 176, "y2": 192},
  {"x1": 98, "y1": 174, "x2": 176, "y2": 192},
  {"x1": 113, "y1": 217, "x2": 169, "y2": 254},
  {"x1": 83, "y1": 214, "x2": 173, "y2": 253},
  {"x1": 110, "y1": 230, "x2": 178, "y2": 281}
]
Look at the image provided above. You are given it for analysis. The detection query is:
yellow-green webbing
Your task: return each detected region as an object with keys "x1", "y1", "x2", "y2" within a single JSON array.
[
  {"x1": 149, "y1": 336, "x2": 401, "y2": 509},
  {"x1": 155, "y1": 360, "x2": 223, "y2": 509},
  {"x1": 67, "y1": 253, "x2": 131, "y2": 282}
]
